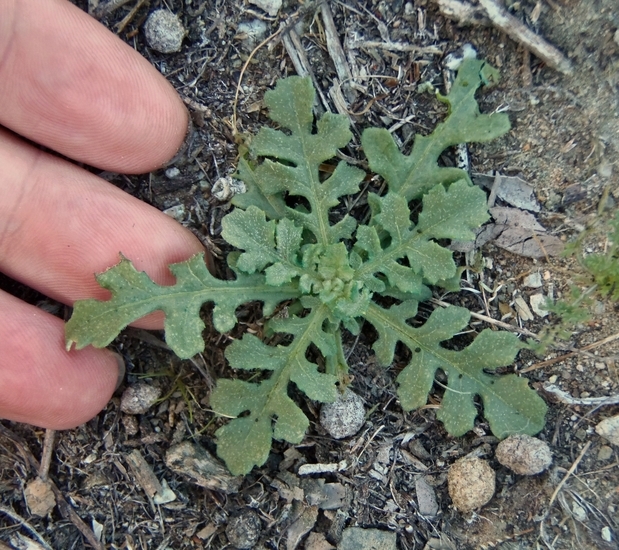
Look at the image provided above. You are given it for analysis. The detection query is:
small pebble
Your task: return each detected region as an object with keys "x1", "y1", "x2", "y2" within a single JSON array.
[
  {"x1": 496, "y1": 434, "x2": 552, "y2": 475},
  {"x1": 523, "y1": 272, "x2": 543, "y2": 288},
  {"x1": 144, "y1": 10, "x2": 186, "y2": 53},
  {"x1": 211, "y1": 176, "x2": 246, "y2": 201},
  {"x1": 248, "y1": 0, "x2": 282, "y2": 16},
  {"x1": 120, "y1": 382, "x2": 161, "y2": 415},
  {"x1": 529, "y1": 293, "x2": 549, "y2": 317},
  {"x1": 448, "y1": 457, "x2": 495, "y2": 512},
  {"x1": 596, "y1": 415, "x2": 619, "y2": 446},
  {"x1": 226, "y1": 510, "x2": 261, "y2": 549},
  {"x1": 597, "y1": 445, "x2": 613, "y2": 461},
  {"x1": 602, "y1": 526, "x2": 613, "y2": 542},
  {"x1": 122, "y1": 414, "x2": 139, "y2": 436},
  {"x1": 165, "y1": 167, "x2": 181, "y2": 179},
  {"x1": 237, "y1": 20, "x2": 268, "y2": 48},
  {"x1": 162, "y1": 204, "x2": 186, "y2": 221},
  {"x1": 338, "y1": 527, "x2": 396, "y2": 550},
  {"x1": 320, "y1": 389, "x2": 365, "y2": 439}
]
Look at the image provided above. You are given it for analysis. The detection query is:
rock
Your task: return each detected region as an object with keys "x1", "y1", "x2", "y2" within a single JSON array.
[
  {"x1": 24, "y1": 477, "x2": 55, "y2": 517},
  {"x1": 597, "y1": 445, "x2": 613, "y2": 461},
  {"x1": 162, "y1": 204, "x2": 186, "y2": 222},
  {"x1": 211, "y1": 176, "x2": 246, "y2": 201},
  {"x1": 596, "y1": 415, "x2": 619, "y2": 445},
  {"x1": 144, "y1": 10, "x2": 186, "y2": 53},
  {"x1": 120, "y1": 382, "x2": 161, "y2": 414},
  {"x1": 286, "y1": 503, "x2": 318, "y2": 550},
  {"x1": 165, "y1": 441, "x2": 242, "y2": 493},
  {"x1": 495, "y1": 434, "x2": 552, "y2": 475},
  {"x1": 523, "y1": 272, "x2": 543, "y2": 288},
  {"x1": 248, "y1": 0, "x2": 282, "y2": 16},
  {"x1": 300, "y1": 478, "x2": 349, "y2": 510},
  {"x1": 237, "y1": 20, "x2": 268, "y2": 49},
  {"x1": 415, "y1": 476, "x2": 439, "y2": 517},
  {"x1": 165, "y1": 167, "x2": 181, "y2": 179},
  {"x1": 448, "y1": 457, "x2": 495, "y2": 512},
  {"x1": 529, "y1": 293, "x2": 549, "y2": 317},
  {"x1": 226, "y1": 510, "x2": 261, "y2": 549},
  {"x1": 320, "y1": 389, "x2": 365, "y2": 439},
  {"x1": 338, "y1": 527, "x2": 397, "y2": 550}
]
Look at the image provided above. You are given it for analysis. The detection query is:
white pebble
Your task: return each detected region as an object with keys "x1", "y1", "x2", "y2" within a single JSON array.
[
  {"x1": 144, "y1": 10, "x2": 186, "y2": 54},
  {"x1": 165, "y1": 167, "x2": 181, "y2": 179},
  {"x1": 320, "y1": 389, "x2": 365, "y2": 439},
  {"x1": 162, "y1": 204, "x2": 186, "y2": 222},
  {"x1": 211, "y1": 176, "x2": 246, "y2": 201},
  {"x1": 248, "y1": 0, "x2": 282, "y2": 16},
  {"x1": 523, "y1": 272, "x2": 543, "y2": 288},
  {"x1": 530, "y1": 293, "x2": 549, "y2": 317},
  {"x1": 596, "y1": 415, "x2": 619, "y2": 446},
  {"x1": 120, "y1": 383, "x2": 161, "y2": 415}
]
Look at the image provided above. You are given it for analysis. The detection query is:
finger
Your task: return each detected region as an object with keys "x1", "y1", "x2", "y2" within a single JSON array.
[
  {"x1": 0, "y1": 290, "x2": 122, "y2": 429},
  {"x1": 0, "y1": 0, "x2": 188, "y2": 173},
  {"x1": 0, "y1": 128, "x2": 206, "y2": 327}
]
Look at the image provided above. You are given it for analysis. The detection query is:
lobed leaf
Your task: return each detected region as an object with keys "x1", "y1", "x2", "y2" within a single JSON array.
[
  {"x1": 233, "y1": 77, "x2": 365, "y2": 245},
  {"x1": 65, "y1": 254, "x2": 300, "y2": 359},
  {"x1": 362, "y1": 58, "x2": 511, "y2": 200},
  {"x1": 363, "y1": 303, "x2": 547, "y2": 438},
  {"x1": 210, "y1": 305, "x2": 339, "y2": 475},
  {"x1": 354, "y1": 180, "x2": 490, "y2": 294}
]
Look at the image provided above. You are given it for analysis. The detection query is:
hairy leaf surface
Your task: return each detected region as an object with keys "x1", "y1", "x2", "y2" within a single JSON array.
[
  {"x1": 210, "y1": 306, "x2": 338, "y2": 475},
  {"x1": 364, "y1": 303, "x2": 547, "y2": 437},
  {"x1": 362, "y1": 58, "x2": 510, "y2": 200},
  {"x1": 232, "y1": 77, "x2": 365, "y2": 244},
  {"x1": 66, "y1": 254, "x2": 300, "y2": 359},
  {"x1": 354, "y1": 179, "x2": 490, "y2": 294}
]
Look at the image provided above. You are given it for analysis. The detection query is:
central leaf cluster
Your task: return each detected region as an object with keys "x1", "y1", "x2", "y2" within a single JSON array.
[{"x1": 298, "y1": 243, "x2": 371, "y2": 320}]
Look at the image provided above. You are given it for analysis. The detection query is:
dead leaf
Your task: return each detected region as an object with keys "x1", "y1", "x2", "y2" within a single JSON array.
[
  {"x1": 473, "y1": 173, "x2": 540, "y2": 212},
  {"x1": 479, "y1": 207, "x2": 564, "y2": 258},
  {"x1": 24, "y1": 477, "x2": 55, "y2": 517},
  {"x1": 165, "y1": 441, "x2": 241, "y2": 493}
]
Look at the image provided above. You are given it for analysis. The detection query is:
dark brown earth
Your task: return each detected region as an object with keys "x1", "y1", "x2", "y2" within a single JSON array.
[{"x1": 1, "y1": 1, "x2": 618, "y2": 549}]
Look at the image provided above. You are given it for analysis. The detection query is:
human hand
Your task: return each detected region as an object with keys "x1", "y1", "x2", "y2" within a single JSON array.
[{"x1": 0, "y1": 0, "x2": 205, "y2": 428}]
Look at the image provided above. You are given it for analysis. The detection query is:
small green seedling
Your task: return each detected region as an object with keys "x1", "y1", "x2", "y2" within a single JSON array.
[
  {"x1": 66, "y1": 59, "x2": 547, "y2": 475},
  {"x1": 531, "y1": 209, "x2": 619, "y2": 354}
]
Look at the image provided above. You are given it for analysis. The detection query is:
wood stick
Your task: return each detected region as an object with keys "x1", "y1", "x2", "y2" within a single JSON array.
[{"x1": 477, "y1": 0, "x2": 573, "y2": 74}]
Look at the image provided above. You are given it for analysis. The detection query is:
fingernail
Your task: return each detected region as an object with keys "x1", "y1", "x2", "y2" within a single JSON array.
[{"x1": 112, "y1": 353, "x2": 126, "y2": 391}]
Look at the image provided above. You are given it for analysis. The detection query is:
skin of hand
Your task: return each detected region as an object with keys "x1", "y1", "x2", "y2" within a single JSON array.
[{"x1": 0, "y1": 0, "x2": 206, "y2": 428}]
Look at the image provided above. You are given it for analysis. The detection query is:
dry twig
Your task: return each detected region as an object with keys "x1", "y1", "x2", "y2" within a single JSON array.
[
  {"x1": 0, "y1": 504, "x2": 53, "y2": 550},
  {"x1": 541, "y1": 384, "x2": 619, "y2": 407},
  {"x1": 521, "y1": 330, "x2": 619, "y2": 373},
  {"x1": 547, "y1": 441, "x2": 591, "y2": 510},
  {"x1": 477, "y1": 0, "x2": 573, "y2": 74},
  {"x1": 435, "y1": 0, "x2": 573, "y2": 74},
  {"x1": 38, "y1": 429, "x2": 55, "y2": 481},
  {"x1": 431, "y1": 298, "x2": 539, "y2": 339}
]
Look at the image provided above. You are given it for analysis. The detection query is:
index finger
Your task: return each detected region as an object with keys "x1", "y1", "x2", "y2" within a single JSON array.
[{"x1": 0, "y1": 0, "x2": 188, "y2": 173}]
